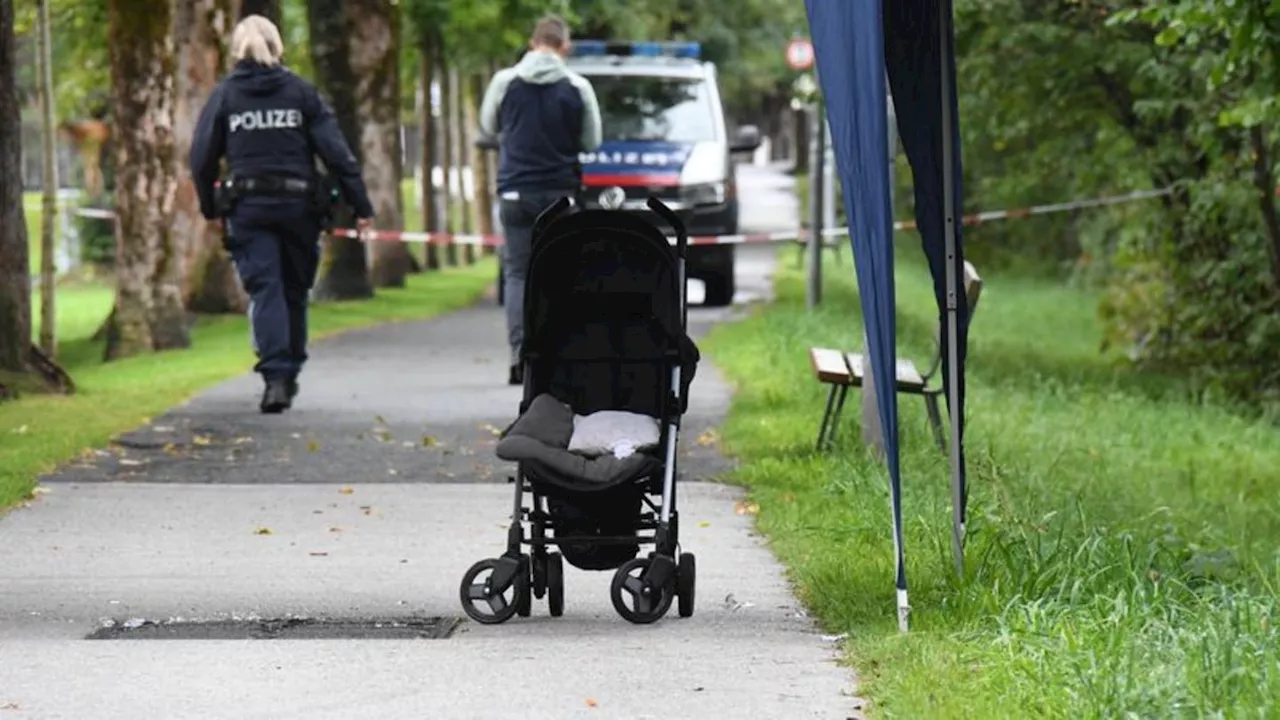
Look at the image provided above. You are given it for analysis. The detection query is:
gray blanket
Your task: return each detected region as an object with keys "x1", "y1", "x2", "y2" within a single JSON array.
[{"x1": 495, "y1": 394, "x2": 654, "y2": 484}]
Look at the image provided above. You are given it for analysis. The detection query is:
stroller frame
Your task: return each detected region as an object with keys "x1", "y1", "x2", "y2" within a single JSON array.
[{"x1": 459, "y1": 196, "x2": 697, "y2": 626}]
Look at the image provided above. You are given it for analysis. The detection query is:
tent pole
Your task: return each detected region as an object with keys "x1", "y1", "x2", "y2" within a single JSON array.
[
  {"x1": 939, "y1": 0, "x2": 965, "y2": 577},
  {"x1": 807, "y1": 97, "x2": 825, "y2": 308}
]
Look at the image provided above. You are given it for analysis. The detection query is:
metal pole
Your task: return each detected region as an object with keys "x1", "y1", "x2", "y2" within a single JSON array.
[
  {"x1": 939, "y1": 0, "x2": 965, "y2": 578},
  {"x1": 807, "y1": 99, "x2": 825, "y2": 309},
  {"x1": 822, "y1": 116, "x2": 838, "y2": 265}
]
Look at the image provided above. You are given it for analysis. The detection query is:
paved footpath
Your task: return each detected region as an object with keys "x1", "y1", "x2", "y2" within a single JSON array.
[{"x1": 0, "y1": 166, "x2": 862, "y2": 720}]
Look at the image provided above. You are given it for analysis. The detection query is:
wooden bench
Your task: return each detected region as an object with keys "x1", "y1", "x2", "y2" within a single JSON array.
[{"x1": 810, "y1": 262, "x2": 983, "y2": 452}]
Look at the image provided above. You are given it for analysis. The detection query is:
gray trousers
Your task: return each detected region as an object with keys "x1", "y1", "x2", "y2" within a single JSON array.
[{"x1": 499, "y1": 189, "x2": 576, "y2": 363}]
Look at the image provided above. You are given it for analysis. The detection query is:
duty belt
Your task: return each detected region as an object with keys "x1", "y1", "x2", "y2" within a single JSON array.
[{"x1": 232, "y1": 176, "x2": 313, "y2": 195}]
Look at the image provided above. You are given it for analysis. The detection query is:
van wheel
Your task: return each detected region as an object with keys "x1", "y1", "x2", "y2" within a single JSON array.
[{"x1": 702, "y1": 272, "x2": 735, "y2": 307}]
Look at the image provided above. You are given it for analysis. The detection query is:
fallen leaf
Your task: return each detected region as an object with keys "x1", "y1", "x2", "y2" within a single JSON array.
[
  {"x1": 309, "y1": 552, "x2": 329, "y2": 557},
  {"x1": 307, "y1": 440, "x2": 321, "y2": 452},
  {"x1": 162, "y1": 442, "x2": 179, "y2": 454},
  {"x1": 233, "y1": 436, "x2": 254, "y2": 445},
  {"x1": 12, "y1": 425, "x2": 27, "y2": 434},
  {"x1": 118, "y1": 458, "x2": 144, "y2": 467},
  {"x1": 192, "y1": 435, "x2": 212, "y2": 446},
  {"x1": 734, "y1": 500, "x2": 760, "y2": 516},
  {"x1": 698, "y1": 521, "x2": 710, "y2": 528},
  {"x1": 374, "y1": 414, "x2": 388, "y2": 425},
  {"x1": 696, "y1": 429, "x2": 719, "y2": 446},
  {"x1": 781, "y1": 492, "x2": 796, "y2": 504},
  {"x1": 254, "y1": 527, "x2": 273, "y2": 535},
  {"x1": 152, "y1": 425, "x2": 173, "y2": 433},
  {"x1": 585, "y1": 699, "x2": 598, "y2": 708},
  {"x1": 329, "y1": 527, "x2": 343, "y2": 533},
  {"x1": 30, "y1": 486, "x2": 50, "y2": 496},
  {"x1": 338, "y1": 487, "x2": 354, "y2": 495},
  {"x1": 387, "y1": 468, "x2": 399, "y2": 476},
  {"x1": 421, "y1": 435, "x2": 437, "y2": 446},
  {"x1": 1, "y1": 702, "x2": 20, "y2": 710}
]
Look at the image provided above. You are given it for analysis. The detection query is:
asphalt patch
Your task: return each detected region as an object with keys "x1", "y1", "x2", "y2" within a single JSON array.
[{"x1": 85, "y1": 616, "x2": 462, "y2": 640}]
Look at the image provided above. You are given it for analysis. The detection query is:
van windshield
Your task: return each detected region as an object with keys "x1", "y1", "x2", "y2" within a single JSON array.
[{"x1": 586, "y1": 75, "x2": 717, "y2": 143}]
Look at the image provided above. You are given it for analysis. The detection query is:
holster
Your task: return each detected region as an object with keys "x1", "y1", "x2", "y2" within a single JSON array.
[{"x1": 310, "y1": 175, "x2": 342, "y2": 230}]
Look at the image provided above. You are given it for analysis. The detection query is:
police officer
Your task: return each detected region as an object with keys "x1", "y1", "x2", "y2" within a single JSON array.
[
  {"x1": 479, "y1": 14, "x2": 602, "y2": 385},
  {"x1": 189, "y1": 15, "x2": 374, "y2": 413}
]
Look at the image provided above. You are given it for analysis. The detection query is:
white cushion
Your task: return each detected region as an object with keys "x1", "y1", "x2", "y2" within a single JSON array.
[{"x1": 568, "y1": 411, "x2": 661, "y2": 459}]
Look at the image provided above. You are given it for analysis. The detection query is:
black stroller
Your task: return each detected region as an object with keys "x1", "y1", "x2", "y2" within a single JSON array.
[{"x1": 458, "y1": 196, "x2": 700, "y2": 625}]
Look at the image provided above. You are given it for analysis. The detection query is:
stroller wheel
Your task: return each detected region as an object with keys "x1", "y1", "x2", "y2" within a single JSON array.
[
  {"x1": 516, "y1": 555, "x2": 533, "y2": 617},
  {"x1": 547, "y1": 552, "x2": 564, "y2": 617},
  {"x1": 677, "y1": 552, "x2": 696, "y2": 618},
  {"x1": 531, "y1": 552, "x2": 547, "y2": 600},
  {"x1": 459, "y1": 557, "x2": 525, "y2": 625},
  {"x1": 610, "y1": 557, "x2": 674, "y2": 624}
]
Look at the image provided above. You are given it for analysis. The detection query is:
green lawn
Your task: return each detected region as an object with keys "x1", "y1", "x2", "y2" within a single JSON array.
[
  {"x1": 700, "y1": 246, "x2": 1280, "y2": 718},
  {"x1": 1, "y1": 257, "x2": 497, "y2": 510}
]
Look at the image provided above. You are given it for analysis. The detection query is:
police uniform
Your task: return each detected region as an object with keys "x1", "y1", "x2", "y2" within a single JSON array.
[{"x1": 189, "y1": 59, "x2": 374, "y2": 413}]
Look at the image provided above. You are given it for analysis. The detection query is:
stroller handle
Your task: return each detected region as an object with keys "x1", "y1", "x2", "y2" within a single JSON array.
[{"x1": 646, "y1": 197, "x2": 688, "y2": 258}]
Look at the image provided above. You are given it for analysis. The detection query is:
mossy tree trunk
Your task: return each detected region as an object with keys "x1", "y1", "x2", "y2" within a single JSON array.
[
  {"x1": 104, "y1": 0, "x2": 191, "y2": 361},
  {"x1": 175, "y1": 0, "x2": 247, "y2": 315},
  {"x1": 307, "y1": 0, "x2": 373, "y2": 300},
  {"x1": 358, "y1": 0, "x2": 411, "y2": 288}
]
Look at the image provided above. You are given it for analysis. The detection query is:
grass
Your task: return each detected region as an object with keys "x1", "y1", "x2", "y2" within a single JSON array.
[
  {"x1": 699, "y1": 244, "x2": 1280, "y2": 718},
  {"x1": 1, "y1": 257, "x2": 497, "y2": 510}
]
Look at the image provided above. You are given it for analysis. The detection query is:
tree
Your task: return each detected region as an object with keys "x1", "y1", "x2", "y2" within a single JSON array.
[
  {"x1": 355, "y1": 0, "x2": 413, "y2": 289},
  {"x1": 0, "y1": 0, "x2": 70, "y2": 400},
  {"x1": 307, "y1": 0, "x2": 373, "y2": 300},
  {"x1": 35, "y1": 0, "x2": 56, "y2": 356},
  {"x1": 239, "y1": 0, "x2": 280, "y2": 24},
  {"x1": 174, "y1": 0, "x2": 247, "y2": 315},
  {"x1": 104, "y1": 0, "x2": 190, "y2": 360}
]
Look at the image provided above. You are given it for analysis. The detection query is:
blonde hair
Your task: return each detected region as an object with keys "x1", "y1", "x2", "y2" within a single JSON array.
[{"x1": 230, "y1": 15, "x2": 284, "y2": 66}]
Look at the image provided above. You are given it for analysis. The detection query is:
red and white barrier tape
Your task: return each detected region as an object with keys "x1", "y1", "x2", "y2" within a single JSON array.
[{"x1": 71, "y1": 186, "x2": 1175, "y2": 247}]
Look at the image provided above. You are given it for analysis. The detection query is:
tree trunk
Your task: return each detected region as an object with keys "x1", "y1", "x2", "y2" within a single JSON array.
[
  {"x1": 237, "y1": 0, "x2": 279, "y2": 24},
  {"x1": 36, "y1": 0, "x2": 56, "y2": 357},
  {"x1": 175, "y1": 0, "x2": 247, "y2": 315},
  {"x1": 437, "y1": 41, "x2": 458, "y2": 267},
  {"x1": 468, "y1": 72, "x2": 495, "y2": 256},
  {"x1": 418, "y1": 49, "x2": 441, "y2": 270},
  {"x1": 0, "y1": 0, "x2": 32, "y2": 382},
  {"x1": 453, "y1": 66, "x2": 475, "y2": 265},
  {"x1": 104, "y1": 0, "x2": 191, "y2": 362},
  {"x1": 307, "y1": 0, "x2": 373, "y2": 300},
  {"x1": 359, "y1": 0, "x2": 410, "y2": 288}
]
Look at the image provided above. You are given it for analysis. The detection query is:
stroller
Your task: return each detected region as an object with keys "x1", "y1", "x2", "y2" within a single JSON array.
[{"x1": 458, "y1": 196, "x2": 700, "y2": 625}]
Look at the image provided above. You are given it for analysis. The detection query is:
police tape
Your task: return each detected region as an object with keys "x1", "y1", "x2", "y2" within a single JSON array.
[{"x1": 71, "y1": 185, "x2": 1173, "y2": 247}]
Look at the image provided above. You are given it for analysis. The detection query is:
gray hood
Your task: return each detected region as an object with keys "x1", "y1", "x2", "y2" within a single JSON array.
[{"x1": 514, "y1": 50, "x2": 570, "y2": 84}]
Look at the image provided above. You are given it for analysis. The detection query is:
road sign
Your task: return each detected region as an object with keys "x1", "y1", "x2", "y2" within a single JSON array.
[{"x1": 786, "y1": 38, "x2": 814, "y2": 71}]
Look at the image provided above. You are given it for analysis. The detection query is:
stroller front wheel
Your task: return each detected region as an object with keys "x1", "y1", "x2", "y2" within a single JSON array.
[
  {"x1": 459, "y1": 557, "x2": 527, "y2": 624},
  {"x1": 610, "y1": 556, "x2": 674, "y2": 624}
]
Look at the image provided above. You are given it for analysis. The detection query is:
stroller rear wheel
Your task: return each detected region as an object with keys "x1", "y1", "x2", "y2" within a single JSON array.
[
  {"x1": 610, "y1": 556, "x2": 674, "y2": 624},
  {"x1": 677, "y1": 552, "x2": 696, "y2": 618},
  {"x1": 546, "y1": 552, "x2": 564, "y2": 617},
  {"x1": 459, "y1": 557, "x2": 528, "y2": 625}
]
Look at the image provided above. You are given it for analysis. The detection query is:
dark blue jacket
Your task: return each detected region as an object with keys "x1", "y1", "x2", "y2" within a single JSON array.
[
  {"x1": 189, "y1": 61, "x2": 374, "y2": 220},
  {"x1": 479, "y1": 50, "x2": 602, "y2": 193}
]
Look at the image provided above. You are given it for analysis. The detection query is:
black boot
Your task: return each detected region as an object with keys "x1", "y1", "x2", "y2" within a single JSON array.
[
  {"x1": 508, "y1": 364, "x2": 523, "y2": 386},
  {"x1": 260, "y1": 377, "x2": 292, "y2": 414},
  {"x1": 286, "y1": 374, "x2": 299, "y2": 400}
]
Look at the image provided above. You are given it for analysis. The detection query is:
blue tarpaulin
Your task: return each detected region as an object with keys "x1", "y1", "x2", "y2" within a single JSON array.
[{"x1": 803, "y1": 0, "x2": 970, "y2": 630}]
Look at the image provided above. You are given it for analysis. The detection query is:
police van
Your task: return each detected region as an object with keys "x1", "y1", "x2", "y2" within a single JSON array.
[{"x1": 566, "y1": 41, "x2": 761, "y2": 306}]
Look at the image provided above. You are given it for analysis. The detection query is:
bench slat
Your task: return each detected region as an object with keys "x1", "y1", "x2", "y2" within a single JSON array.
[
  {"x1": 809, "y1": 347, "x2": 852, "y2": 384},
  {"x1": 845, "y1": 352, "x2": 927, "y2": 392}
]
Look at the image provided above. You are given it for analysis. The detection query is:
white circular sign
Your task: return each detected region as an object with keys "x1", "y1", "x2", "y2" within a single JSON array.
[{"x1": 786, "y1": 39, "x2": 814, "y2": 71}]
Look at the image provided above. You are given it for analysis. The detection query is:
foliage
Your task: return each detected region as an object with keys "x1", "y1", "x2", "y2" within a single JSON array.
[
  {"x1": 951, "y1": 0, "x2": 1280, "y2": 410},
  {"x1": 701, "y1": 247, "x2": 1280, "y2": 717}
]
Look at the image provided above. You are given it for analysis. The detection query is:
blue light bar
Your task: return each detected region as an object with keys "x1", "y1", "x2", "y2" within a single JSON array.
[{"x1": 569, "y1": 41, "x2": 701, "y2": 60}]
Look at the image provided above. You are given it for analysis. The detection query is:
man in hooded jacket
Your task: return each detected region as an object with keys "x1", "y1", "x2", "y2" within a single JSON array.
[
  {"x1": 189, "y1": 14, "x2": 374, "y2": 413},
  {"x1": 479, "y1": 14, "x2": 603, "y2": 385}
]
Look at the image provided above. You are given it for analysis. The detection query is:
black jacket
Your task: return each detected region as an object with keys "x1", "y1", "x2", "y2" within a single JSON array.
[{"x1": 189, "y1": 60, "x2": 374, "y2": 220}]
